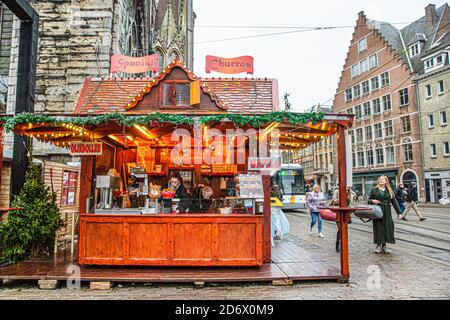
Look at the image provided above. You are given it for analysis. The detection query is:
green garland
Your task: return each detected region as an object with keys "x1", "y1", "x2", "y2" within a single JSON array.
[{"x1": 1, "y1": 111, "x2": 324, "y2": 133}]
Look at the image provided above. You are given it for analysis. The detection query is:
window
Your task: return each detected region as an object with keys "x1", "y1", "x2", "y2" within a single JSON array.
[
  {"x1": 444, "y1": 142, "x2": 450, "y2": 156},
  {"x1": 350, "y1": 131, "x2": 355, "y2": 144},
  {"x1": 441, "y1": 111, "x2": 448, "y2": 126},
  {"x1": 428, "y1": 114, "x2": 435, "y2": 128},
  {"x1": 352, "y1": 151, "x2": 356, "y2": 168},
  {"x1": 162, "y1": 83, "x2": 190, "y2": 106},
  {"x1": 374, "y1": 123, "x2": 383, "y2": 138},
  {"x1": 436, "y1": 55, "x2": 443, "y2": 64},
  {"x1": 61, "y1": 171, "x2": 78, "y2": 206},
  {"x1": 409, "y1": 42, "x2": 420, "y2": 57},
  {"x1": 355, "y1": 105, "x2": 362, "y2": 119},
  {"x1": 351, "y1": 64, "x2": 360, "y2": 78},
  {"x1": 384, "y1": 120, "x2": 393, "y2": 137},
  {"x1": 367, "y1": 148, "x2": 374, "y2": 166},
  {"x1": 369, "y1": 54, "x2": 378, "y2": 68},
  {"x1": 399, "y1": 88, "x2": 409, "y2": 106},
  {"x1": 401, "y1": 115, "x2": 411, "y2": 132},
  {"x1": 425, "y1": 84, "x2": 432, "y2": 98},
  {"x1": 430, "y1": 144, "x2": 437, "y2": 157},
  {"x1": 371, "y1": 76, "x2": 379, "y2": 91},
  {"x1": 403, "y1": 140, "x2": 413, "y2": 162},
  {"x1": 386, "y1": 144, "x2": 395, "y2": 163},
  {"x1": 360, "y1": 59, "x2": 369, "y2": 73},
  {"x1": 376, "y1": 146, "x2": 384, "y2": 164},
  {"x1": 345, "y1": 88, "x2": 353, "y2": 101},
  {"x1": 358, "y1": 37, "x2": 367, "y2": 52},
  {"x1": 362, "y1": 80, "x2": 370, "y2": 94},
  {"x1": 357, "y1": 150, "x2": 365, "y2": 167},
  {"x1": 381, "y1": 72, "x2": 390, "y2": 86},
  {"x1": 347, "y1": 107, "x2": 354, "y2": 115},
  {"x1": 356, "y1": 128, "x2": 363, "y2": 142},
  {"x1": 382, "y1": 94, "x2": 392, "y2": 111},
  {"x1": 372, "y1": 98, "x2": 381, "y2": 114},
  {"x1": 425, "y1": 58, "x2": 435, "y2": 70},
  {"x1": 363, "y1": 102, "x2": 371, "y2": 117},
  {"x1": 438, "y1": 80, "x2": 445, "y2": 94},
  {"x1": 365, "y1": 125, "x2": 373, "y2": 140},
  {"x1": 353, "y1": 84, "x2": 361, "y2": 98}
]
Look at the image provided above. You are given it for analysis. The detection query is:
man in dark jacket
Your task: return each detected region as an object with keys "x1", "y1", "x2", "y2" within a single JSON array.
[
  {"x1": 394, "y1": 183, "x2": 406, "y2": 218},
  {"x1": 402, "y1": 182, "x2": 426, "y2": 221}
]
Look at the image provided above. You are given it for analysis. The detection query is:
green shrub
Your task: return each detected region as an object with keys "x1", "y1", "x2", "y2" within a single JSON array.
[{"x1": 0, "y1": 164, "x2": 63, "y2": 264}]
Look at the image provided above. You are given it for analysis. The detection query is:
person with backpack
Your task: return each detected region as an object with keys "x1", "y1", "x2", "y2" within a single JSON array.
[
  {"x1": 394, "y1": 183, "x2": 407, "y2": 218},
  {"x1": 401, "y1": 182, "x2": 426, "y2": 221}
]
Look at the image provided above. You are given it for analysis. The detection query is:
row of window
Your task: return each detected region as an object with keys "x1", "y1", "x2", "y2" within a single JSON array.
[
  {"x1": 350, "y1": 120, "x2": 395, "y2": 143},
  {"x1": 346, "y1": 94, "x2": 392, "y2": 119},
  {"x1": 346, "y1": 71, "x2": 389, "y2": 100},
  {"x1": 428, "y1": 111, "x2": 448, "y2": 128},
  {"x1": 425, "y1": 80, "x2": 446, "y2": 97},
  {"x1": 424, "y1": 52, "x2": 448, "y2": 73},
  {"x1": 351, "y1": 54, "x2": 378, "y2": 78},
  {"x1": 430, "y1": 142, "x2": 450, "y2": 158},
  {"x1": 352, "y1": 142, "x2": 414, "y2": 168}
]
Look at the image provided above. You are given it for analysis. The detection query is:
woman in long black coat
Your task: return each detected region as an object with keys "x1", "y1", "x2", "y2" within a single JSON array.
[{"x1": 368, "y1": 175, "x2": 402, "y2": 254}]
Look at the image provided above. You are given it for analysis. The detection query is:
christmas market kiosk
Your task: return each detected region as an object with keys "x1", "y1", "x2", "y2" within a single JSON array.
[{"x1": 0, "y1": 61, "x2": 356, "y2": 284}]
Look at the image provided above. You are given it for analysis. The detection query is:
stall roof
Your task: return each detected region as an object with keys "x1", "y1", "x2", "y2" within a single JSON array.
[{"x1": 73, "y1": 60, "x2": 279, "y2": 115}]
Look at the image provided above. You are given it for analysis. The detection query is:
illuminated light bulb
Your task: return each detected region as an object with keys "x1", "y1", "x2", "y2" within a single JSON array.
[
  {"x1": 79, "y1": 133, "x2": 82, "y2": 136},
  {"x1": 133, "y1": 98, "x2": 136, "y2": 102},
  {"x1": 72, "y1": 133, "x2": 75, "y2": 136},
  {"x1": 51, "y1": 133, "x2": 55, "y2": 137},
  {"x1": 44, "y1": 134, "x2": 48, "y2": 138}
]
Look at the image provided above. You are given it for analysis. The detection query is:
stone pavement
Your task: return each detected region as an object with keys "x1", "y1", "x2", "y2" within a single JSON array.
[{"x1": 1, "y1": 206, "x2": 449, "y2": 300}]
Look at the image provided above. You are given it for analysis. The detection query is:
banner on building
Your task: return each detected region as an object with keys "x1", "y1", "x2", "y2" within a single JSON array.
[
  {"x1": 70, "y1": 142, "x2": 103, "y2": 156},
  {"x1": 205, "y1": 55, "x2": 254, "y2": 74},
  {"x1": 110, "y1": 54, "x2": 158, "y2": 73}
]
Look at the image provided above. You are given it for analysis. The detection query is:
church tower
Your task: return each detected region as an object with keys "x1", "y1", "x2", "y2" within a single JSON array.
[{"x1": 153, "y1": 0, "x2": 195, "y2": 71}]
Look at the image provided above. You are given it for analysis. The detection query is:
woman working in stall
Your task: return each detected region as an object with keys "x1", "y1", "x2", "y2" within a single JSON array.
[
  {"x1": 162, "y1": 171, "x2": 190, "y2": 213},
  {"x1": 189, "y1": 185, "x2": 214, "y2": 213}
]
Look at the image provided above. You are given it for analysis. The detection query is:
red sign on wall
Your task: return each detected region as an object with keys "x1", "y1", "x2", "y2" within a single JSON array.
[
  {"x1": 70, "y1": 142, "x2": 103, "y2": 156},
  {"x1": 205, "y1": 55, "x2": 254, "y2": 74},
  {"x1": 110, "y1": 54, "x2": 158, "y2": 73}
]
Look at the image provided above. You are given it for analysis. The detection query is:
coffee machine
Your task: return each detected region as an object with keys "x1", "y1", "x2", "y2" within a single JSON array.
[{"x1": 96, "y1": 175, "x2": 122, "y2": 209}]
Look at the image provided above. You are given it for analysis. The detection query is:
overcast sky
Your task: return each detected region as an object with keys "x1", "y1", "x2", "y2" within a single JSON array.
[{"x1": 192, "y1": 0, "x2": 448, "y2": 112}]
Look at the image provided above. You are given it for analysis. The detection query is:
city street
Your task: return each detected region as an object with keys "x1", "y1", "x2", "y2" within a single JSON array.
[{"x1": 1, "y1": 205, "x2": 449, "y2": 300}]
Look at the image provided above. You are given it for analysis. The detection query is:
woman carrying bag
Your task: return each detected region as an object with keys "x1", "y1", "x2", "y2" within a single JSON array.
[
  {"x1": 368, "y1": 175, "x2": 402, "y2": 254},
  {"x1": 331, "y1": 186, "x2": 355, "y2": 252}
]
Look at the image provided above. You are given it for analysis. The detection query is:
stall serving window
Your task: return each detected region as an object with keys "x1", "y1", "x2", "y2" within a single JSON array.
[
  {"x1": 61, "y1": 170, "x2": 78, "y2": 206},
  {"x1": 161, "y1": 82, "x2": 190, "y2": 107}
]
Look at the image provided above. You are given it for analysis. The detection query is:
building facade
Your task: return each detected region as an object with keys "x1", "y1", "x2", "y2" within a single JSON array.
[
  {"x1": 417, "y1": 30, "x2": 450, "y2": 202},
  {"x1": 332, "y1": 4, "x2": 449, "y2": 200}
]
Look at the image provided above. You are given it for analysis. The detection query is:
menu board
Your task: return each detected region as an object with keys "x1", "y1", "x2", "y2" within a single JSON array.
[{"x1": 238, "y1": 173, "x2": 264, "y2": 199}]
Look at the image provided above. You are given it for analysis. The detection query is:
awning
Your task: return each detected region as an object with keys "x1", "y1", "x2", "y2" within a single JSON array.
[{"x1": 352, "y1": 169, "x2": 398, "y2": 178}]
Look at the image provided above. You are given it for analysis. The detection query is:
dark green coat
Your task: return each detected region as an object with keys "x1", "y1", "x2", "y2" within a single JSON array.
[{"x1": 368, "y1": 187, "x2": 402, "y2": 244}]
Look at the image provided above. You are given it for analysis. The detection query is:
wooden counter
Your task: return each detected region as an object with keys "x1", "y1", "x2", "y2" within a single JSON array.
[{"x1": 78, "y1": 214, "x2": 263, "y2": 267}]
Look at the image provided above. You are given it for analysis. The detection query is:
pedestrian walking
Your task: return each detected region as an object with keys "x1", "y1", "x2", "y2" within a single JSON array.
[
  {"x1": 402, "y1": 182, "x2": 426, "y2": 221},
  {"x1": 307, "y1": 184, "x2": 326, "y2": 238},
  {"x1": 394, "y1": 183, "x2": 407, "y2": 218},
  {"x1": 332, "y1": 186, "x2": 355, "y2": 252},
  {"x1": 368, "y1": 175, "x2": 402, "y2": 254}
]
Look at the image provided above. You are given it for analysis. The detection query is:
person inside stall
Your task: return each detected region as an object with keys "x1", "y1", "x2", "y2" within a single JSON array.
[
  {"x1": 127, "y1": 176, "x2": 140, "y2": 207},
  {"x1": 189, "y1": 185, "x2": 213, "y2": 213},
  {"x1": 162, "y1": 171, "x2": 190, "y2": 213}
]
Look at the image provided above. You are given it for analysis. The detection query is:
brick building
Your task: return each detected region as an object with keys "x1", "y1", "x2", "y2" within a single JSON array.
[{"x1": 332, "y1": 4, "x2": 448, "y2": 200}]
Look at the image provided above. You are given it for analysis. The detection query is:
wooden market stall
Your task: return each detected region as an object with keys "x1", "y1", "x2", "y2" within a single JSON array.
[{"x1": 0, "y1": 60, "x2": 356, "y2": 283}]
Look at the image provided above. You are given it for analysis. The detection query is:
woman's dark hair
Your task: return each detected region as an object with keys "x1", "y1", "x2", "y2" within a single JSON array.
[{"x1": 169, "y1": 171, "x2": 183, "y2": 183}]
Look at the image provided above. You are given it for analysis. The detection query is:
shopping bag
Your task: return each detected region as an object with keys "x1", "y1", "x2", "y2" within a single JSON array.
[
  {"x1": 320, "y1": 209, "x2": 337, "y2": 221},
  {"x1": 354, "y1": 204, "x2": 383, "y2": 222}
]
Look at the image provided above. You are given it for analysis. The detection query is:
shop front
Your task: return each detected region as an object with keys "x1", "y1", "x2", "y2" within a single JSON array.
[
  {"x1": 0, "y1": 60, "x2": 355, "y2": 281},
  {"x1": 352, "y1": 169, "x2": 398, "y2": 195},
  {"x1": 425, "y1": 170, "x2": 450, "y2": 203}
]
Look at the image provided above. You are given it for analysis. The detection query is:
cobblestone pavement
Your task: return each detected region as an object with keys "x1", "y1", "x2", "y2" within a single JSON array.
[{"x1": 1, "y1": 206, "x2": 449, "y2": 300}]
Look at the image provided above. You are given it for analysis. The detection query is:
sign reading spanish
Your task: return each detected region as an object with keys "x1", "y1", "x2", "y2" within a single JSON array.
[
  {"x1": 110, "y1": 54, "x2": 158, "y2": 73},
  {"x1": 205, "y1": 55, "x2": 254, "y2": 74},
  {"x1": 70, "y1": 142, "x2": 103, "y2": 156}
]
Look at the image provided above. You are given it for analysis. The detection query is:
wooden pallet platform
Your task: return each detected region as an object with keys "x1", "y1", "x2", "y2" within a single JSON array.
[{"x1": 0, "y1": 240, "x2": 342, "y2": 284}]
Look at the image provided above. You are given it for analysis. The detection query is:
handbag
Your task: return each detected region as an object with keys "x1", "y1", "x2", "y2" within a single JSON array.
[
  {"x1": 320, "y1": 209, "x2": 337, "y2": 222},
  {"x1": 354, "y1": 204, "x2": 383, "y2": 222}
]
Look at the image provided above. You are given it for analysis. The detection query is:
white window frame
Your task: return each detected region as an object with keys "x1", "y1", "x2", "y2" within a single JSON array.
[
  {"x1": 428, "y1": 114, "x2": 435, "y2": 128},
  {"x1": 399, "y1": 88, "x2": 409, "y2": 107},
  {"x1": 360, "y1": 59, "x2": 369, "y2": 74},
  {"x1": 382, "y1": 94, "x2": 392, "y2": 111},
  {"x1": 374, "y1": 123, "x2": 383, "y2": 139},
  {"x1": 425, "y1": 84, "x2": 432, "y2": 98},
  {"x1": 384, "y1": 120, "x2": 393, "y2": 137},
  {"x1": 409, "y1": 42, "x2": 420, "y2": 57},
  {"x1": 385, "y1": 144, "x2": 395, "y2": 164},
  {"x1": 381, "y1": 71, "x2": 390, "y2": 87},
  {"x1": 443, "y1": 142, "x2": 450, "y2": 156},
  {"x1": 371, "y1": 76, "x2": 379, "y2": 91},
  {"x1": 353, "y1": 84, "x2": 361, "y2": 98},
  {"x1": 355, "y1": 105, "x2": 362, "y2": 120},
  {"x1": 358, "y1": 37, "x2": 367, "y2": 53},
  {"x1": 430, "y1": 143, "x2": 437, "y2": 158},
  {"x1": 356, "y1": 128, "x2": 364, "y2": 143},
  {"x1": 401, "y1": 115, "x2": 411, "y2": 133},
  {"x1": 440, "y1": 111, "x2": 447, "y2": 126},
  {"x1": 365, "y1": 125, "x2": 373, "y2": 140},
  {"x1": 345, "y1": 88, "x2": 353, "y2": 101},
  {"x1": 375, "y1": 146, "x2": 384, "y2": 165},
  {"x1": 363, "y1": 102, "x2": 371, "y2": 117},
  {"x1": 369, "y1": 54, "x2": 378, "y2": 68},
  {"x1": 372, "y1": 98, "x2": 381, "y2": 114},
  {"x1": 366, "y1": 148, "x2": 374, "y2": 166},
  {"x1": 351, "y1": 64, "x2": 360, "y2": 78},
  {"x1": 362, "y1": 80, "x2": 370, "y2": 95},
  {"x1": 438, "y1": 80, "x2": 445, "y2": 95}
]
